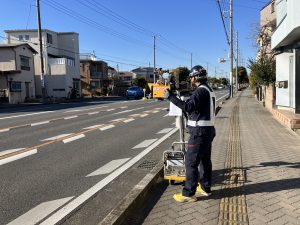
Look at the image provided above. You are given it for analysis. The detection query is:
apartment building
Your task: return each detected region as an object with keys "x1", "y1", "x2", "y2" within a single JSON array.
[
  {"x1": 271, "y1": 0, "x2": 300, "y2": 113},
  {"x1": 0, "y1": 43, "x2": 37, "y2": 103},
  {"x1": 4, "y1": 29, "x2": 80, "y2": 99}
]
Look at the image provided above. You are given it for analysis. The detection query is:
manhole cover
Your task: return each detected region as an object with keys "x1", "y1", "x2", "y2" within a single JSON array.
[{"x1": 137, "y1": 160, "x2": 158, "y2": 170}]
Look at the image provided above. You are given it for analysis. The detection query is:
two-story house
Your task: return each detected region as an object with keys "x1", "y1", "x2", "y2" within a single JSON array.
[
  {"x1": 131, "y1": 67, "x2": 158, "y2": 83},
  {"x1": 4, "y1": 29, "x2": 81, "y2": 99},
  {"x1": 80, "y1": 54, "x2": 108, "y2": 96},
  {"x1": 0, "y1": 43, "x2": 37, "y2": 103},
  {"x1": 272, "y1": 0, "x2": 300, "y2": 114}
]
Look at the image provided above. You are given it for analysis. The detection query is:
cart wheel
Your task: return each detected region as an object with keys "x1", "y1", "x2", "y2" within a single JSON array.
[{"x1": 169, "y1": 180, "x2": 175, "y2": 185}]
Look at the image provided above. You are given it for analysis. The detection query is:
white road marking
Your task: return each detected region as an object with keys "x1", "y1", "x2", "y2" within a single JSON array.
[
  {"x1": 0, "y1": 148, "x2": 26, "y2": 157},
  {"x1": 83, "y1": 124, "x2": 104, "y2": 130},
  {"x1": 0, "y1": 128, "x2": 10, "y2": 132},
  {"x1": 163, "y1": 113, "x2": 169, "y2": 117},
  {"x1": 110, "y1": 118, "x2": 125, "y2": 122},
  {"x1": 65, "y1": 106, "x2": 107, "y2": 113},
  {"x1": 129, "y1": 114, "x2": 141, "y2": 117},
  {"x1": 0, "y1": 149, "x2": 37, "y2": 166},
  {"x1": 140, "y1": 114, "x2": 148, "y2": 117},
  {"x1": 88, "y1": 112, "x2": 99, "y2": 115},
  {"x1": 31, "y1": 121, "x2": 50, "y2": 126},
  {"x1": 99, "y1": 125, "x2": 115, "y2": 131},
  {"x1": 0, "y1": 111, "x2": 54, "y2": 120},
  {"x1": 132, "y1": 139, "x2": 158, "y2": 149},
  {"x1": 40, "y1": 128, "x2": 178, "y2": 225},
  {"x1": 86, "y1": 158, "x2": 130, "y2": 177},
  {"x1": 216, "y1": 93, "x2": 229, "y2": 101},
  {"x1": 64, "y1": 115, "x2": 78, "y2": 120},
  {"x1": 63, "y1": 134, "x2": 85, "y2": 144},
  {"x1": 41, "y1": 134, "x2": 74, "y2": 141},
  {"x1": 120, "y1": 106, "x2": 127, "y2": 109},
  {"x1": 7, "y1": 197, "x2": 74, "y2": 225},
  {"x1": 113, "y1": 107, "x2": 144, "y2": 115},
  {"x1": 151, "y1": 110, "x2": 159, "y2": 113},
  {"x1": 123, "y1": 118, "x2": 135, "y2": 123},
  {"x1": 157, "y1": 128, "x2": 174, "y2": 134},
  {"x1": 106, "y1": 108, "x2": 115, "y2": 111}
]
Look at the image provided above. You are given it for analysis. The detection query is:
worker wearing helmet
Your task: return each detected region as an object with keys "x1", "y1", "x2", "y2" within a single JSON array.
[{"x1": 164, "y1": 65, "x2": 216, "y2": 202}]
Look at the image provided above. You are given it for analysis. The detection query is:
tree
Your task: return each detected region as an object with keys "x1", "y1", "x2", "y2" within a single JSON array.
[
  {"x1": 132, "y1": 76, "x2": 147, "y2": 88},
  {"x1": 233, "y1": 66, "x2": 249, "y2": 84},
  {"x1": 248, "y1": 55, "x2": 275, "y2": 85},
  {"x1": 173, "y1": 67, "x2": 190, "y2": 83}
]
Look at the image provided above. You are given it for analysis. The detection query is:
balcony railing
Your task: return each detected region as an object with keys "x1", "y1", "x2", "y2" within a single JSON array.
[{"x1": 48, "y1": 58, "x2": 75, "y2": 67}]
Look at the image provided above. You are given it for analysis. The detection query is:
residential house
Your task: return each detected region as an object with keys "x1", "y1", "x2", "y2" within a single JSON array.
[
  {"x1": 258, "y1": 0, "x2": 276, "y2": 58},
  {"x1": 131, "y1": 67, "x2": 158, "y2": 83},
  {"x1": 80, "y1": 54, "x2": 108, "y2": 96},
  {"x1": 5, "y1": 29, "x2": 80, "y2": 99},
  {"x1": 271, "y1": 0, "x2": 300, "y2": 114},
  {"x1": 257, "y1": 0, "x2": 277, "y2": 110},
  {"x1": 0, "y1": 43, "x2": 37, "y2": 103}
]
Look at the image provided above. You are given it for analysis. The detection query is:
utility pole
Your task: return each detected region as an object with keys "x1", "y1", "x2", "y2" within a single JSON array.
[
  {"x1": 36, "y1": 0, "x2": 45, "y2": 101},
  {"x1": 236, "y1": 31, "x2": 239, "y2": 93},
  {"x1": 190, "y1": 53, "x2": 193, "y2": 69},
  {"x1": 229, "y1": 0, "x2": 233, "y2": 98},
  {"x1": 153, "y1": 35, "x2": 156, "y2": 84}
]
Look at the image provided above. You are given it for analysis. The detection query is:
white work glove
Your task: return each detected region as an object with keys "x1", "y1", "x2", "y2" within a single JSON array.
[{"x1": 164, "y1": 89, "x2": 171, "y2": 99}]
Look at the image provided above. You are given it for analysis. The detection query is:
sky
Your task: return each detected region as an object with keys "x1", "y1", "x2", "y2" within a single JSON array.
[{"x1": 0, "y1": 0, "x2": 269, "y2": 78}]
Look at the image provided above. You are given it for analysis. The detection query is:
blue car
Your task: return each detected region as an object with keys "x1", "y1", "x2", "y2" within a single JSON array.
[{"x1": 126, "y1": 86, "x2": 144, "y2": 99}]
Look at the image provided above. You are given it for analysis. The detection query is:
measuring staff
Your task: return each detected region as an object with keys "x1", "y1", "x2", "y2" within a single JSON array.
[{"x1": 164, "y1": 65, "x2": 216, "y2": 203}]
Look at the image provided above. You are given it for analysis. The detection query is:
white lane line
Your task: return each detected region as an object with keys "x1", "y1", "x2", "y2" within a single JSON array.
[
  {"x1": 99, "y1": 125, "x2": 115, "y2": 131},
  {"x1": 0, "y1": 128, "x2": 10, "y2": 132},
  {"x1": 140, "y1": 114, "x2": 148, "y2": 117},
  {"x1": 0, "y1": 149, "x2": 37, "y2": 166},
  {"x1": 113, "y1": 107, "x2": 144, "y2": 115},
  {"x1": 216, "y1": 93, "x2": 229, "y2": 101},
  {"x1": 88, "y1": 112, "x2": 99, "y2": 115},
  {"x1": 110, "y1": 118, "x2": 125, "y2": 122},
  {"x1": 65, "y1": 106, "x2": 107, "y2": 113},
  {"x1": 157, "y1": 128, "x2": 174, "y2": 134},
  {"x1": 83, "y1": 124, "x2": 104, "y2": 130},
  {"x1": 120, "y1": 106, "x2": 127, "y2": 109},
  {"x1": 106, "y1": 108, "x2": 115, "y2": 111},
  {"x1": 0, "y1": 111, "x2": 54, "y2": 120},
  {"x1": 64, "y1": 115, "x2": 78, "y2": 120},
  {"x1": 41, "y1": 134, "x2": 74, "y2": 141},
  {"x1": 132, "y1": 139, "x2": 157, "y2": 149},
  {"x1": 63, "y1": 134, "x2": 85, "y2": 144},
  {"x1": 0, "y1": 148, "x2": 26, "y2": 157},
  {"x1": 129, "y1": 114, "x2": 141, "y2": 117},
  {"x1": 31, "y1": 121, "x2": 50, "y2": 126},
  {"x1": 123, "y1": 118, "x2": 135, "y2": 123},
  {"x1": 86, "y1": 158, "x2": 130, "y2": 177},
  {"x1": 151, "y1": 110, "x2": 159, "y2": 113},
  {"x1": 40, "y1": 128, "x2": 178, "y2": 225},
  {"x1": 163, "y1": 113, "x2": 169, "y2": 117},
  {"x1": 7, "y1": 197, "x2": 74, "y2": 225}
]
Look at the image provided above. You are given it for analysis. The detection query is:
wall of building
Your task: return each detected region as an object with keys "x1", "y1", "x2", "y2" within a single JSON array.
[
  {"x1": 0, "y1": 48, "x2": 16, "y2": 71},
  {"x1": 275, "y1": 51, "x2": 295, "y2": 108}
]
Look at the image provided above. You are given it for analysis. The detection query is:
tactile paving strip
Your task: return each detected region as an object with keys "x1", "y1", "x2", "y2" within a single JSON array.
[{"x1": 218, "y1": 97, "x2": 249, "y2": 225}]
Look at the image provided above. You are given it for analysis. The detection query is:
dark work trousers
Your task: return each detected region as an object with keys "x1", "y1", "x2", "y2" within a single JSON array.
[{"x1": 182, "y1": 126, "x2": 215, "y2": 197}]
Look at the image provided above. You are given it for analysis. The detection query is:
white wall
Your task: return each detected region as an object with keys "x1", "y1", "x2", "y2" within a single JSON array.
[{"x1": 275, "y1": 52, "x2": 294, "y2": 107}]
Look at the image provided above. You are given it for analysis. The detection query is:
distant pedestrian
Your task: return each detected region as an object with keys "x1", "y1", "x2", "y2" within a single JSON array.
[{"x1": 164, "y1": 65, "x2": 216, "y2": 202}]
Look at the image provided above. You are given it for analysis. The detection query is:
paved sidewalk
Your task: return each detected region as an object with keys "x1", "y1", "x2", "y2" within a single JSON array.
[{"x1": 137, "y1": 89, "x2": 300, "y2": 225}]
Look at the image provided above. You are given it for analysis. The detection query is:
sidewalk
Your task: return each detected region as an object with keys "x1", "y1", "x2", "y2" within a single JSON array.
[{"x1": 131, "y1": 89, "x2": 300, "y2": 225}]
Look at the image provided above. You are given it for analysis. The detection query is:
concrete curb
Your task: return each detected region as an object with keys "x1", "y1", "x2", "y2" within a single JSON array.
[{"x1": 98, "y1": 160, "x2": 164, "y2": 225}]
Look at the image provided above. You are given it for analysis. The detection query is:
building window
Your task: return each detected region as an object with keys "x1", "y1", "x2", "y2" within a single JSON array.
[
  {"x1": 18, "y1": 35, "x2": 24, "y2": 41},
  {"x1": 47, "y1": 33, "x2": 53, "y2": 44},
  {"x1": 20, "y1": 56, "x2": 30, "y2": 71},
  {"x1": 10, "y1": 81, "x2": 22, "y2": 92},
  {"x1": 25, "y1": 35, "x2": 30, "y2": 40}
]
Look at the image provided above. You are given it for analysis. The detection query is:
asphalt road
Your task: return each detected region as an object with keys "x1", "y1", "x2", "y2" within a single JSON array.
[{"x1": 0, "y1": 89, "x2": 228, "y2": 225}]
